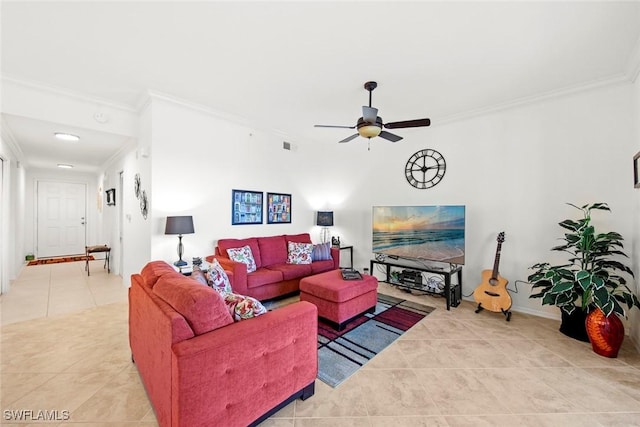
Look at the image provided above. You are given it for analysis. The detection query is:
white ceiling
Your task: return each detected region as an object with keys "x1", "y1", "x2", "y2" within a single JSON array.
[{"x1": 2, "y1": 1, "x2": 640, "y2": 171}]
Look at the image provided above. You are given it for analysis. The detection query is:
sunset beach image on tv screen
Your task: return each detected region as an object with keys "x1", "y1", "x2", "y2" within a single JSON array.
[{"x1": 372, "y1": 205, "x2": 465, "y2": 265}]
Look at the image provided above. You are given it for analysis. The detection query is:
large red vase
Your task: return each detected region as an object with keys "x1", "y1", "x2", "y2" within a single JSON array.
[{"x1": 585, "y1": 308, "x2": 625, "y2": 358}]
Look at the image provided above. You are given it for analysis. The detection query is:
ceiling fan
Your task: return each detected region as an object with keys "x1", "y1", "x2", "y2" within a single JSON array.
[{"x1": 314, "y1": 81, "x2": 431, "y2": 143}]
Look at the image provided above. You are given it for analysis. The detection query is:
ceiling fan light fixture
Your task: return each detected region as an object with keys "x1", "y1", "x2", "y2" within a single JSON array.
[
  {"x1": 54, "y1": 132, "x2": 80, "y2": 142},
  {"x1": 358, "y1": 124, "x2": 382, "y2": 138}
]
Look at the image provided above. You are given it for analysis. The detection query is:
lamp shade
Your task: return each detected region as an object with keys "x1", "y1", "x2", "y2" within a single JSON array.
[
  {"x1": 165, "y1": 216, "x2": 194, "y2": 235},
  {"x1": 316, "y1": 211, "x2": 334, "y2": 227}
]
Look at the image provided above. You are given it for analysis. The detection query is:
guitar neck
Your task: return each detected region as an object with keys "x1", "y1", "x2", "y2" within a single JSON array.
[{"x1": 492, "y1": 242, "x2": 502, "y2": 279}]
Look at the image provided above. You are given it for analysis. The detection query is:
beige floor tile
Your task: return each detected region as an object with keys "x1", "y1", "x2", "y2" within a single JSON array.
[
  {"x1": 414, "y1": 368, "x2": 512, "y2": 416},
  {"x1": 292, "y1": 418, "x2": 371, "y2": 427},
  {"x1": 1, "y1": 264, "x2": 639, "y2": 426},
  {"x1": 351, "y1": 369, "x2": 440, "y2": 416},
  {"x1": 531, "y1": 367, "x2": 640, "y2": 412},
  {"x1": 469, "y1": 367, "x2": 579, "y2": 414},
  {"x1": 368, "y1": 415, "x2": 449, "y2": 426},
  {"x1": 70, "y1": 370, "x2": 152, "y2": 422},
  {"x1": 295, "y1": 377, "x2": 369, "y2": 418}
]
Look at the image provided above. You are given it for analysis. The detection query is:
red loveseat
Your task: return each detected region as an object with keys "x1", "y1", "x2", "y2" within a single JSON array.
[
  {"x1": 207, "y1": 233, "x2": 340, "y2": 301},
  {"x1": 128, "y1": 261, "x2": 318, "y2": 427}
]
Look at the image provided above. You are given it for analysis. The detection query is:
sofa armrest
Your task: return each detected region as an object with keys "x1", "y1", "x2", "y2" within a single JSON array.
[
  {"x1": 171, "y1": 301, "x2": 318, "y2": 426},
  {"x1": 205, "y1": 255, "x2": 248, "y2": 295},
  {"x1": 330, "y1": 247, "x2": 340, "y2": 269}
]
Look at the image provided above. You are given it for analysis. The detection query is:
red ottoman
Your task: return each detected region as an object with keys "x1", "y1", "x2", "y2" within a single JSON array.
[{"x1": 300, "y1": 270, "x2": 378, "y2": 330}]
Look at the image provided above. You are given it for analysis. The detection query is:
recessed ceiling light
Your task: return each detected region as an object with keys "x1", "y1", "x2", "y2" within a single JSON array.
[
  {"x1": 57, "y1": 164, "x2": 74, "y2": 169},
  {"x1": 54, "y1": 132, "x2": 80, "y2": 142}
]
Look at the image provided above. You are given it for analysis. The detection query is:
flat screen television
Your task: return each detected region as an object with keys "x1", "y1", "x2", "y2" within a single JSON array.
[{"x1": 372, "y1": 205, "x2": 465, "y2": 265}]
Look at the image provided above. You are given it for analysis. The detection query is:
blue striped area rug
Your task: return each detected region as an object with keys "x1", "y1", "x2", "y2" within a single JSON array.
[{"x1": 317, "y1": 293, "x2": 435, "y2": 388}]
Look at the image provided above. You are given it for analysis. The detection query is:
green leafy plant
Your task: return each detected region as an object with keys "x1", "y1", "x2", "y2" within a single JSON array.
[{"x1": 528, "y1": 202, "x2": 639, "y2": 318}]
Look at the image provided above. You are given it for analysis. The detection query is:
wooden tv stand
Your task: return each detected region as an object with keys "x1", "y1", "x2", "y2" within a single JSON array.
[{"x1": 370, "y1": 259, "x2": 462, "y2": 310}]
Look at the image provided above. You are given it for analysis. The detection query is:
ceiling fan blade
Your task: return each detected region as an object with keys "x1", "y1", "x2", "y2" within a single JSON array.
[
  {"x1": 315, "y1": 124, "x2": 356, "y2": 129},
  {"x1": 384, "y1": 118, "x2": 431, "y2": 129},
  {"x1": 378, "y1": 131, "x2": 403, "y2": 142},
  {"x1": 338, "y1": 134, "x2": 359, "y2": 143},
  {"x1": 362, "y1": 106, "x2": 378, "y2": 123}
]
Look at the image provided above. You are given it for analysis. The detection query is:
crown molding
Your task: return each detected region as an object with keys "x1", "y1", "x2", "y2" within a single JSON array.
[
  {"x1": 1, "y1": 75, "x2": 137, "y2": 113},
  {"x1": 141, "y1": 89, "x2": 254, "y2": 129},
  {"x1": 436, "y1": 74, "x2": 631, "y2": 126},
  {"x1": 625, "y1": 34, "x2": 640, "y2": 83}
]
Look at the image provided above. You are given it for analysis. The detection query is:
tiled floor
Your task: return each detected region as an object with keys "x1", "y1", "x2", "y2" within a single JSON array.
[{"x1": 2, "y1": 261, "x2": 640, "y2": 426}]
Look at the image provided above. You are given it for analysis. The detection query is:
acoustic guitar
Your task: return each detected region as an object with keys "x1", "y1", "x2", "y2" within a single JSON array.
[{"x1": 473, "y1": 232, "x2": 512, "y2": 321}]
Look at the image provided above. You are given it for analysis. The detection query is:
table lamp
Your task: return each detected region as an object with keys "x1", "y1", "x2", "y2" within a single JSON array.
[
  {"x1": 165, "y1": 216, "x2": 194, "y2": 266},
  {"x1": 316, "y1": 211, "x2": 334, "y2": 243}
]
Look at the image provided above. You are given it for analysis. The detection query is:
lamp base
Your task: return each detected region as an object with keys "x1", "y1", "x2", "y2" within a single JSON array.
[
  {"x1": 174, "y1": 259, "x2": 187, "y2": 267},
  {"x1": 320, "y1": 227, "x2": 331, "y2": 244}
]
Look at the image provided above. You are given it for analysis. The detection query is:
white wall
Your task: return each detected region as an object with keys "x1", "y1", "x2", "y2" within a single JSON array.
[
  {"x1": 0, "y1": 126, "x2": 26, "y2": 290},
  {"x1": 147, "y1": 96, "x2": 319, "y2": 264},
  {"x1": 303, "y1": 82, "x2": 637, "y2": 321},
  {"x1": 111, "y1": 81, "x2": 638, "y2": 327},
  {"x1": 630, "y1": 71, "x2": 640, "y2": 347}
]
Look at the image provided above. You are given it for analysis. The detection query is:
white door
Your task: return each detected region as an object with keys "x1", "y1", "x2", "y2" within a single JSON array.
[{"x1": 37, "y1": 181, "x2": 87, "y2": 258}]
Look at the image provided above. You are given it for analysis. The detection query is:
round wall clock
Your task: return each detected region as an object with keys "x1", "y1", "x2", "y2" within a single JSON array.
[{"x1": 405, "y1": 149, "x2": 446, "y2": 189}]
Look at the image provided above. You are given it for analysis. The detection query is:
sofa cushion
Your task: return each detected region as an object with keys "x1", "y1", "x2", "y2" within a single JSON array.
[
  {"x1": 153, "y1": 275, "x2": 233, "y2": 335},
  {"x1": 246, "y1": 268, "x2": 284, "y2": 289},
  {"x1": 140, "y1": 260, "x2": 177, "y2": 288},
  {"x1": 310, "y1": 259, "x2": 336, "y2": 274},
  {"x1": 267, "y1": 263, "x2": 313, "y2": 280},
  {"x1": 286, "y1": 233, "x2": 312, "y2": 244},
  {"x1": 227, "y1": 245, "x2": 257, "y2": 273},
  {"x1": 257, "y1": 235, "x2": 288, "y2": 266},
  {"x1": 207, "y1": 258, "x2": 232, "y2": 294},
  {"x1": 221, "y1": 292, "x2": 267, "y2": 321},
  {"x1": 287, "y1": 241, "x2": 313, "y2": 264},
  {"x1": 217, "y1": 238, "x2": 262, "y2": 268},
  {"x1": 311, "y1": 242, "x2": 333, "y2": 261}
]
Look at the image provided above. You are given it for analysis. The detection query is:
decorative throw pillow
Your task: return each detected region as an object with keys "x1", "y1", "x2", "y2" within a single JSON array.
[
  {"x1": 311, "y1": 242, "x2": 333, "y2": 261},
  {"x1": 287, "y1": 241, "x2": 313, "y2": 264},
  {"x1": 227, "y1": 245, "x2": 257, "y2": 273},
  {"x1": 207, "y1": 259, "x2": 232, "y2": 294},
  {"x1": 222, "y1": 292, "x2": 267, "y2": 321}
]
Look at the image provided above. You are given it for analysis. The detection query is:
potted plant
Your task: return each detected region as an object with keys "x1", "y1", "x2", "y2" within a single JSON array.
[{"x1": 528, "y1": 202, "x2": 639, "y2": 356}]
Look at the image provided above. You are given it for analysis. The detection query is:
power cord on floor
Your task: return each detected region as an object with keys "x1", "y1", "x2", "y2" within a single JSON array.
[{"x1": 462, "y1": 278, "x2": 526, "y2": 298}]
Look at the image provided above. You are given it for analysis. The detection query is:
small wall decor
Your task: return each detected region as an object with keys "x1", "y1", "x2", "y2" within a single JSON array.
[
  {"x1": 140, "y1": 190, "x2": 148, "y2": 219},
  {"x1": 634, "y1": 151, "x2": 640, "y2": 189},
  {"x1": 134, "y1": 173, "x2": 141, "y2": 198},
  {"x1": 106, "y1": 188, "x2": 116, "y2": 206},
  {"x1": 232, "y1": 189, "x2": 263, "y2": 225},
  {"x1": 267, "y1": 192, "x2": 291, "y2": 224}
]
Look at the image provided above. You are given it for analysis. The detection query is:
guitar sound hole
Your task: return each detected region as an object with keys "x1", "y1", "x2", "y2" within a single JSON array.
[{"x1": 484, "y1": 290, "x2": 501, "y2": 297}]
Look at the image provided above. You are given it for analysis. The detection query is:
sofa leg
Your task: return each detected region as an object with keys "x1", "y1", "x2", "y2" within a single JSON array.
[
  {"x1": 131, "y1": 353, "x2": 135, "y2": 364},
  {"x1": 301, "y1": 382, "x2": 315, "y2": 400}
]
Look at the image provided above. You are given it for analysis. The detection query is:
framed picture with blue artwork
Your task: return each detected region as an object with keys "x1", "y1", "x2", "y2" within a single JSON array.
[
  {"x1": 231, "y1": 189, "x2": 263, "y2": 225},
  {"x1": 267, "y1": 192, "x2": 291, "y2": 224}
]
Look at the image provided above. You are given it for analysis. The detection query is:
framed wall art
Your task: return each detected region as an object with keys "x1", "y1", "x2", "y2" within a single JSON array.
[
  {"x1": 232, "y1": 189, "x2": 263, "y2": 225},
  {"x1": 634, "y1": 151, "x2": 640, "y2": 189},
  {"x1": 267, "y1": 192, "x2": 291, "y2": 224},
  {"x1": 105, "y1": 188, "x2": 116, "y2": 206}
]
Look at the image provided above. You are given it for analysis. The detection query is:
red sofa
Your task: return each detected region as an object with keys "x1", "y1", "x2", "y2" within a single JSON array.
[
  {"x1": 128, "y1": 261, "x2": 318, "y2": 427},
  {"x1": 207, "y1": 233, "x2": 340, "y2": 301}
]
